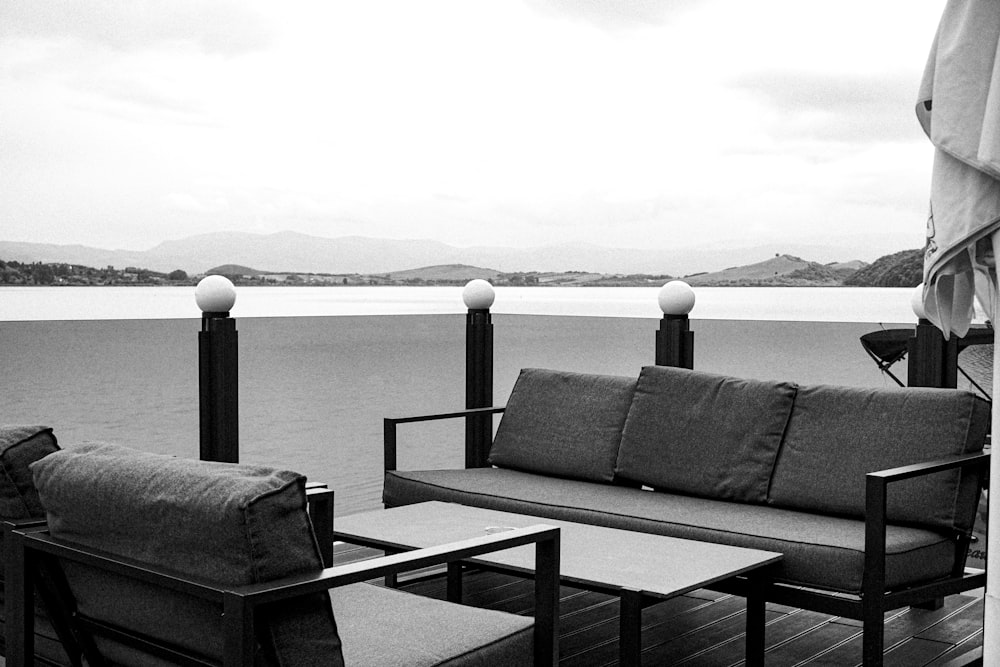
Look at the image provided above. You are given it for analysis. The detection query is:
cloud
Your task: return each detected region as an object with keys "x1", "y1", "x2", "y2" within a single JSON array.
[
  {"x1": 163, "y1": 193, "x2": 230, "y2": 214},
  {"x1": 730, "y1": 70, "x2": 925, "y2": 145},
  {"x1": 0, "y1": 0, "x2": 273, "y2": 56},
  {"x1": 522, "y1": 0, "x2": 700, "y2": 29}
]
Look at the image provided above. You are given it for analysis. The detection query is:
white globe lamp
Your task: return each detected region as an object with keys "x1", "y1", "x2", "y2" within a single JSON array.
[
  {"x1": 195, "y1": 275, "x2": 237, "y2": 314},
  {"x1": 658, "y1": 280, "x2": 696, "y2": 316},
  {"x1": 462, "y1": 279, "x2": 496, "y2": 310}
]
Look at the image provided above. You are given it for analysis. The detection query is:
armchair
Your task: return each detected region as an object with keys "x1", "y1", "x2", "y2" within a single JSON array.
[{"x1": 6, "y1": 443, "x2": 560, "y2": 666}]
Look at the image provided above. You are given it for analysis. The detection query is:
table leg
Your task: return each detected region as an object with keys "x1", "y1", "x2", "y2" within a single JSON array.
[
  {"x1": 447, "y1": 562, "x2": 463, "y2": 603},
  {"x1": 745, "y1": 572, "x2": 768, "y2": 667},
  {"x1": 619, "y1": 587, "x2": 644, "y2": 666}
]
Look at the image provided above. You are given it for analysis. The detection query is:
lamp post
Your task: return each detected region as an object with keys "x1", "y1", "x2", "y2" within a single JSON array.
[
  {"x1": 907, "y1": 283, "x2": 958, "y2": 388},
  {"x1": 463, "y1": 279, "x2": 494, "y2": 469},
  {"x1": 655, "y1": 281, "x2": 695, "y2": 369},
  {"x1": 196, "y1": 276, "x2": 239, "y2": 463}
]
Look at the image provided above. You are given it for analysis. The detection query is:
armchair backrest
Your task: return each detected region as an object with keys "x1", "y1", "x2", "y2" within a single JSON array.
[{"x1": 28, "y1": 443, "x2": 343, "y2": 666}]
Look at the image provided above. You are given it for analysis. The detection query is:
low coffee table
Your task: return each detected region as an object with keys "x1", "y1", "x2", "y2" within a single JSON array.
[{"x1": 334, "y1": 501, "x2": 782, "y2": 666}]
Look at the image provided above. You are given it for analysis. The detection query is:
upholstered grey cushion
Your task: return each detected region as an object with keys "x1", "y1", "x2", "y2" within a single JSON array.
[
  {"x1": 488, "y1": 368, "x2": 636, "y2": 482},
  {"x1": 0, "y1": 425, "x2": 58, "y2": 526},
  {"x1": 768, "y1": 385, "x2": 990, "y2": 531},
  {"x1": 384, "y1": 467, "x2": 956, "y2": 593},
  {"x1": 31, "y1": 443, "x2": 343, "y2": 666},
  {"x1": 614, "y1": 367, "x2": 796, "y2": 502},
  {"x1": 332, "y1": 583, "x2": 533, "y2": 666},
  {"x1": 0, "y1": 425, "x2": 69, "y2": 665}
]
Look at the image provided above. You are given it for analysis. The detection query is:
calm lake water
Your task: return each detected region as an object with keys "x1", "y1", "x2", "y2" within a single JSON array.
[
  {"x1": 0, "y1": 286, "x2": 961, "y2": 514},
  {"x1": 0, "y1": 285, "x2": 951, "y2": 322}
]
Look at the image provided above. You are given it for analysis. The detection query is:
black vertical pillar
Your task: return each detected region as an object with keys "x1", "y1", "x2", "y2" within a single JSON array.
[
  {"x1": 465, "y1": 308, "x2": 493, "y2": 468},
  {"x1": 907, "y1": 318, "x2": 958, "y2": 388},
  {"x1": 199, "y1": 311, "x2": 239, "y2": 463},
  {"x1": 655, "y1": 281, "x2": 696, "y2": 369},
  {"x1": 655, "y1": 314, "x2": 694, "y2": 369}
]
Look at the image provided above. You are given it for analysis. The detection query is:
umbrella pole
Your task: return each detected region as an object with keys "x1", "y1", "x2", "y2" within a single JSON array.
[{"x1": 987, "y1": 230, "x2": 1000, "y2": 664}]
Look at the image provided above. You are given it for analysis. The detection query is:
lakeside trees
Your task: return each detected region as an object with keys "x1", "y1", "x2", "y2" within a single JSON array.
[{"x1": 0, "y1": 260, "x2": 191, "y2": 285}]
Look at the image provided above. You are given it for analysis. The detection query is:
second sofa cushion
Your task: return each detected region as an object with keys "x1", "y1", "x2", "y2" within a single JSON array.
[
  {"x1": 615, "y1": 366, "x2": 796, "y2": 502},
  {"x1": 488, "y1": 368, "x2": 637, "y2": 482}
]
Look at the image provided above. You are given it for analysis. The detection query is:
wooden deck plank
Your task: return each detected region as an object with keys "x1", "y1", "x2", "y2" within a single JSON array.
[
  {"x1": 883, "y1": 638, "x2": 956, "y2": 667},
  {"x1": 750, "y1": 618, "x2": 861, "y2": 666},
  {"x1": 560, "y1": 596, "x2": 758, "y2": 667},
  {"x1": 559, "y1": 595, "x2": 711, "y2": 663},
  {"x1": 916, "y1": 599, "x2": 985, "y2": 643},
  {"x1": 643, "y1": 609, "x2": 784, "y2": 666},
  {"x1": 922, "y1": 634, "x2": 984, "y2": 667}
]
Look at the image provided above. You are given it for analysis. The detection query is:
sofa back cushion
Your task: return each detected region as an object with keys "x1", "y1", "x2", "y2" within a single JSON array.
[
  {"x1": 615, "y1": 366, "x2": 797, "y2": 502},
  {"x1": 31, "y1": 443, "x2": 343, "y2": 666},
  {"x1": 768, "y1": 385, "x2": 989, "y2": 531},
  {"x1": 488, "y1": 368, "x2": 636, "y2": 483}
]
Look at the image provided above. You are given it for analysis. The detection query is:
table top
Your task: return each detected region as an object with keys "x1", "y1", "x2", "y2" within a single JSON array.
[{"x1": 334, "y1": 501, "x2": 782, "y2": 599}]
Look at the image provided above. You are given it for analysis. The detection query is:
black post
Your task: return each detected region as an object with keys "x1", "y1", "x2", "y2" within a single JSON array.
[
  {"x1": 907, "y1": 318, "x2": 958, "y2": 388},
  {"x1": 655, "y1": 281, "x2": 696, "y2": 369},
  {"x1": 465, "y1": 307, "x2": 493, "y2": 468},
  {"x1": 656, "y1": 314, "x2": 694, "y2": 369},
  {"x1": 198, "y1": 302, "x2": 239, "y2": 463}
]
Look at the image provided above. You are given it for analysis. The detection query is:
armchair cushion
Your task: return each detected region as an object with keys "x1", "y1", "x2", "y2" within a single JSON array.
[
  {"x1": 488, "y1": 368, "x2": 636, "y2": 482},
  {"x1": 615, "y1": 366, "x2": 796, "y2": 502},
  {"x1": 332, "y1": 582, "x2": 533, "y2": 666},
  {"x1": 30, "y1": 443, "x2": 343, "y2": 666},
  {"x1": 767, "y1": 385, "x2": 990, "y2": 531}
]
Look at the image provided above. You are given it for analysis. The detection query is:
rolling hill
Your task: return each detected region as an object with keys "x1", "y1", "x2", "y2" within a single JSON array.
[{"x1": 684, "y1": 254, "x2": 863, "y2": 286}]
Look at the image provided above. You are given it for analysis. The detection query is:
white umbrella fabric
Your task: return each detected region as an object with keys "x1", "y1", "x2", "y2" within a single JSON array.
[{"x1": 918, "y1": 1, "x2": 1000, "y2": 662}]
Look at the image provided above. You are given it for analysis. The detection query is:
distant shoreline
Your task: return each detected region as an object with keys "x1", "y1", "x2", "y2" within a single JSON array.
[{"x1": 0, "y1": 281, "x2": 874, "y2": 288}]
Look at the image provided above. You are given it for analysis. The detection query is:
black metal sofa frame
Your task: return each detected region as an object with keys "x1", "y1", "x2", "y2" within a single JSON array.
[{"x1": 382, "y1": 366, "x2": 990, "y2": 667}]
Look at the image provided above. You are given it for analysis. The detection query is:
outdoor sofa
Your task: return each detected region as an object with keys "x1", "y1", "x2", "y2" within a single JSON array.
[
  {"x1": 383, "y1": 365, "x2": 991, "y2": 667},
  {"x1": 2, "y1": 439, "x2": 561, "y2": 666}
]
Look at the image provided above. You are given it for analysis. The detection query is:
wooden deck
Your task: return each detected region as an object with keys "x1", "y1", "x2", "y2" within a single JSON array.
[{"x1": 334, "y1": 542, "x2": 985, "y2": 667}]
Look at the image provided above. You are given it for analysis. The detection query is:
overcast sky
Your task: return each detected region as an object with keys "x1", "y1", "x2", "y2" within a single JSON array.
[{"x1": 0, "y1": 0, "x2": 948, "y2": 260}]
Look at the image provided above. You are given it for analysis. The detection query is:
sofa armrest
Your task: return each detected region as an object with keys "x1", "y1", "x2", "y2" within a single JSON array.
[
  {"x1": 863, "y1": 451, "x2": 990, "y2": 595},
  {"x1": 383, "y1": 406, "x2": 507, "y2": 471}
]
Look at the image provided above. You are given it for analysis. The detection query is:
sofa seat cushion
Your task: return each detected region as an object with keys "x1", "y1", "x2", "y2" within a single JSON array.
[
  {"x1": 615, "y1": 367, "x2": 796, "y2": 502},
  {"x1": 31, "y1": 443, "x2": 343, "y2": 666},
  {"x1": 332, "y1": 583, "x2": 533, "y2": 667},
  {"x1": 488, "y1": 368, "x2": 636, "y2": 482},
  {"x1": 384, "y1": 468, "x2": 956, "y2": 593},
  {"x1": 768, "y1": 385, "x2": 990, "y2": 532}
]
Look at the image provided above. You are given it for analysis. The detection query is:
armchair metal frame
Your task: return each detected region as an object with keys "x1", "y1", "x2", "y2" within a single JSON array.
[
  {"x1": 7, "y1": 521, "x2": 560, "y2": 667},
  {"x1": 384, "y1": 406, "x2": 990, "y2": 667}
]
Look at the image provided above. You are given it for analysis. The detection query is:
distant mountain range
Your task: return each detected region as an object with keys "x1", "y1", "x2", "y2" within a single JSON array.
[
  {"x1": 0, "y1": 231, "x2": 877, "y2": 277},
  {"x1": 198, "y1": 254, "x2": 888, "y2": 288},
  {"x1": 3, "y1": 236, "x2": 930, "y2": 287}
]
